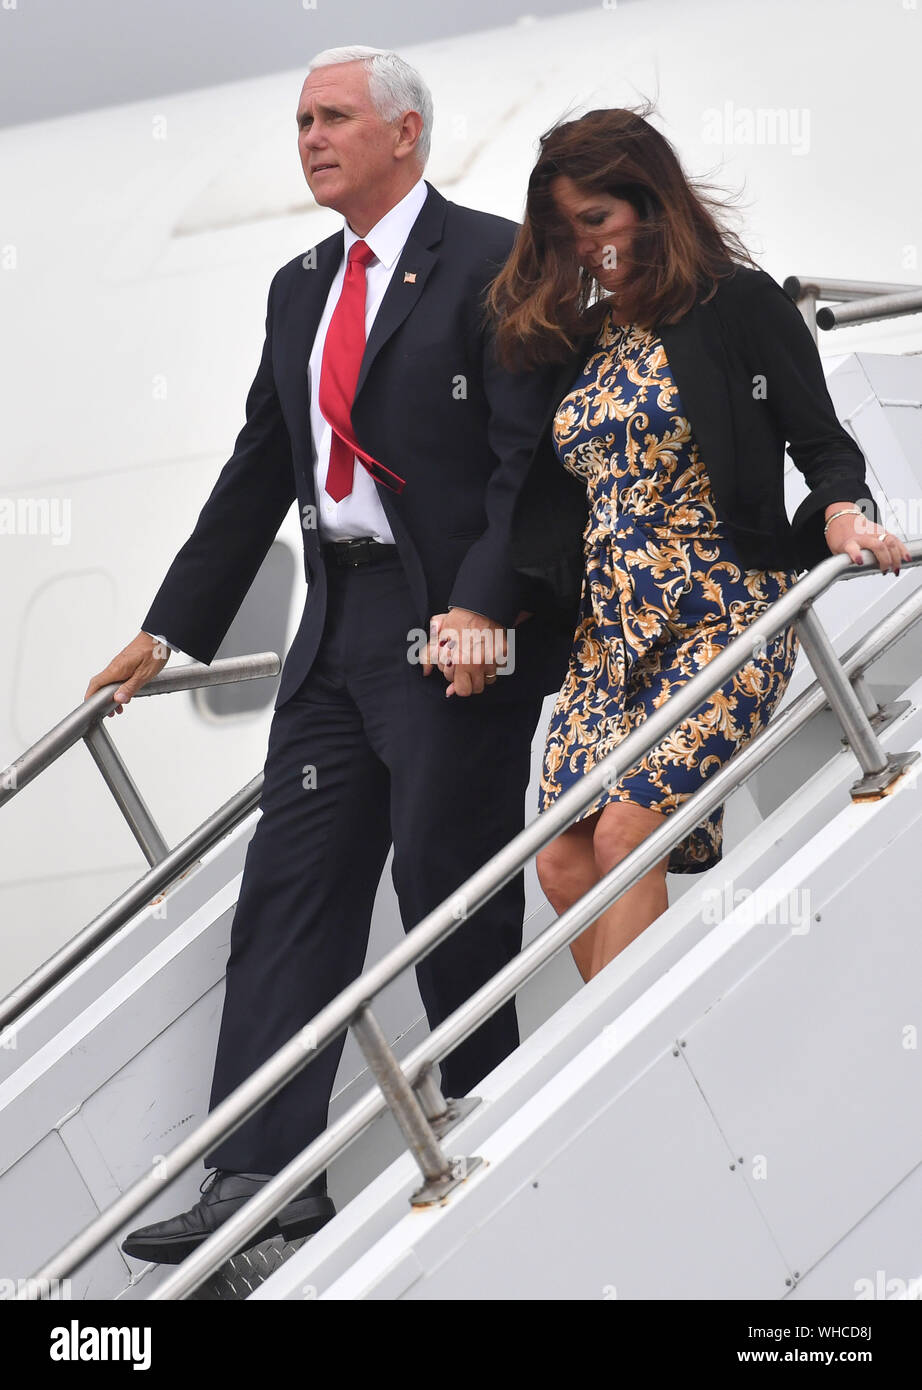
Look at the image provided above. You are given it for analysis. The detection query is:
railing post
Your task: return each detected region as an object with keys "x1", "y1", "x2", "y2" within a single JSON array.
[
  {"x1": 83, "y1": 723, "x2": 170, "y2": 865},
  {"x1": 846, "y1": 673, "x2": 910, "y2": 736},
  {"x1": 351, "y1": 1007, "x2": 481, "y2": 1205},
  {"x1": 413, "y1": 1064, "x2": 448, "y2": 1119},
  {"x1": 850, "y1": 671, "x2": 882, "y2": 722},
  {"x1": 794, "y1": 604, "x2": 919, "y2": 799},
  {"x1": 413, "y1": 1063, "x2": 482, "y2": 1138},
  {"x1": 799, "y1": 289, "x2": 818, "y2": 342}
]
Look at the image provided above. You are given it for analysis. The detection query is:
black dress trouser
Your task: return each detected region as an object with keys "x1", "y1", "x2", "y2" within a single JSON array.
[{"x1": 203, "y1": 550, "x2": 543, "y2": 1179}]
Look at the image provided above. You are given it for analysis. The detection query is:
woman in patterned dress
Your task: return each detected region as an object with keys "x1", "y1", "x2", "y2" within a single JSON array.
[{"x1": 484, "y1": 108, "x2": 908, "y2": 983}]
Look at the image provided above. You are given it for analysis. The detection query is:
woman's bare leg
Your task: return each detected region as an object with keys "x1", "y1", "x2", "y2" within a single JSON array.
[
  {"x1": 537, "y1": 801, "x2": 671, "y2": 983},
  {"x1": 536, "y1": 814, "x2": 601, "y2": 981}
]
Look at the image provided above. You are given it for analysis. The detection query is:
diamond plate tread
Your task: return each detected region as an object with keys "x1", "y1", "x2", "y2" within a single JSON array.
[{"x1": 187, "y1": 1234, "x2": 309, "y2": 1300}]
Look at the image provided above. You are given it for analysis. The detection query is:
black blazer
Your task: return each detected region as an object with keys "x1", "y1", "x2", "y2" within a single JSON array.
[
  {"x1": 508, "y1": 265, "x2": 875, "y2": 629},
  {"x1": 141, "y1": 182, "x2": 572, "y2": 708}
]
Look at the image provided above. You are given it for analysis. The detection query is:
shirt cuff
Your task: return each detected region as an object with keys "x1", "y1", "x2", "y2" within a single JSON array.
[{"x1": 145, "y1": 631, "x2": 190, "y2": 660}]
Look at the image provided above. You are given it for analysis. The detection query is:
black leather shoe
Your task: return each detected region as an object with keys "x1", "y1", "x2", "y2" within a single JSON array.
[{"x1": 121, "y1": 1170, "x2": 335, "y2": 1265}]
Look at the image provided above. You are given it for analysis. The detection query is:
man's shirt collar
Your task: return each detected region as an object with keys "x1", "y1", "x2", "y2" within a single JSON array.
[{"x1": 342, "y1": 176, "x2": 428, "y2": 270}]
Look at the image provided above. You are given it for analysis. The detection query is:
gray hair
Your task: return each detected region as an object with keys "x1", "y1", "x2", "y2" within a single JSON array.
[{"x1": 306, "y1": 46, "x2": 433, "y2": 165}]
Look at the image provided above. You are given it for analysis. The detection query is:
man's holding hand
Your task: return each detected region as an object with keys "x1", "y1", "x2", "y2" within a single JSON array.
[{"x1": 423, "y1": 607, "x2": 533, "y2": 696}]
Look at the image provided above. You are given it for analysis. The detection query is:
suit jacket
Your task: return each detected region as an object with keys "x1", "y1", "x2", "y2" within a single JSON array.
[
  {"x1": 141, "y1": 182, "x2": 573, "y2": 708},
  {"x1": 508, "y1": 265, "x2": 875, "y2": 631}
]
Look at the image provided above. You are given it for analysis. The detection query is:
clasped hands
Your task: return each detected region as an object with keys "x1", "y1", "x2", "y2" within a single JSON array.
[{"x1": 422, "y1": 607, "x2": 530, "y2": 696}]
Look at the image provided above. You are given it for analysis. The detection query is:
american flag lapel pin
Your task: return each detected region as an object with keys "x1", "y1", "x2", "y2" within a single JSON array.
[{"x1": 403, "y1": 271, "x2": 417, "y2": 283}]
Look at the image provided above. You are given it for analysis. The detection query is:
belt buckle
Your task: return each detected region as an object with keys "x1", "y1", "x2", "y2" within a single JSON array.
[{"x1": 340, "y1": 537, "x2": 375, "y2": 566}]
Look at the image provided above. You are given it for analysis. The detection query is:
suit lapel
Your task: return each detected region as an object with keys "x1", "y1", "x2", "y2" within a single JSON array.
[{"x1": 353, "y1": 181, "x2": 448, "y2": 401}]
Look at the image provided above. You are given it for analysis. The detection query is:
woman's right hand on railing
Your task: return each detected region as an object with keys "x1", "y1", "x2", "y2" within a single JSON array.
[
  {"x1": 84, "y1": 632, "x2": 171, "y2": 718},
  {"x1": 823, "y1": 503, "x2": 911, "y2": 575}
]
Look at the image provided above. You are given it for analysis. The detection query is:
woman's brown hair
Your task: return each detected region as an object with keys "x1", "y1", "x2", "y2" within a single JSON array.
[{"x1": 487, "y1": 104, "x2": 755, "y2": 368}]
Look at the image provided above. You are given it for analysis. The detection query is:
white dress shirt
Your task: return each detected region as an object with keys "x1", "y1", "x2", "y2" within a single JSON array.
[
  {"x1": 151, "y1": 177, "x2": 429, "y2": 657},
  {"x1": 309, "y1": 174, "x2": 427, "y2": 543}
]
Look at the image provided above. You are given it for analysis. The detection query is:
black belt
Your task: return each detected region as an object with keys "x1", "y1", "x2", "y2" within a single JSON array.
[{"x1": 321, "y1": 537, "x2": 399, "y2": 567}]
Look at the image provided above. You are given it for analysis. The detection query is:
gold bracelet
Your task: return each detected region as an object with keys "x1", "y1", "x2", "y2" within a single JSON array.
[{"x1": 823, "y1": 506, "x2": 863, "y2": 535}]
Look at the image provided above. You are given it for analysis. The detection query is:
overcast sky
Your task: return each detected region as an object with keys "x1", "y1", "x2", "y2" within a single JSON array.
[{"x1": 0, "y1": 0, "x2": 604, "y2": 128}]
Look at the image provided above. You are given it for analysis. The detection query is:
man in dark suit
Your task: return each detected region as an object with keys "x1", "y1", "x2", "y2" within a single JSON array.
[{"x1": 84, "y1": 46, "x2": 571, "y2": 1263}]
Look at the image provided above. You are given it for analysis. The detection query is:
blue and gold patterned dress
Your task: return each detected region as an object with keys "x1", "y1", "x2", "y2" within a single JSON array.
[{"x1": 540, "y1": 311, "x2": 800, "y2": 872}]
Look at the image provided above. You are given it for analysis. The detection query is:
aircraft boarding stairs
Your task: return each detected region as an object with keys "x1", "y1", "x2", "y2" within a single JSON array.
[{"x1": 3, "y1": 346, "x2": 922, "y2": 1302}]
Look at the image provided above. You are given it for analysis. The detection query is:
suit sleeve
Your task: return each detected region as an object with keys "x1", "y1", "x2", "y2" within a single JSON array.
[
  {"x1": 141, "y1": 271, "x2": 297, "y2": 663},
  {"x1": 739, "y1": 270, "x2": 876, "y2": 567},
  {"x1": 447, "y1": 319, "x2": 559, "y2": 626}
]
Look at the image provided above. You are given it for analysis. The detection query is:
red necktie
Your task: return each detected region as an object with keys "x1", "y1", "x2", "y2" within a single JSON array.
[{"x1": 318, "y1": 239, "x2": 405, "y2": 500}]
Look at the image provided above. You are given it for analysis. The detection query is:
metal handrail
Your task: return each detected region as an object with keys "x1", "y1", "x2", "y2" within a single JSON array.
[
  {"x1": 0, "y1": 652, "x2": 280, "y2": 1026},
  {"x1": 784, "y1": 275, "x2": 922, "y2": 340},
  {"x1": 20, "y1": 541, "x2": 922, "y2": 1298},
  {"x1": 0, "y1": 651, "x2": 279, "y2": 808},
  {"x1": 817, "y1": 290, "x2": 922, "y2": 332},
  {"x1": 0, "y1": 776, "x2": 264, "y2": 1030}
]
